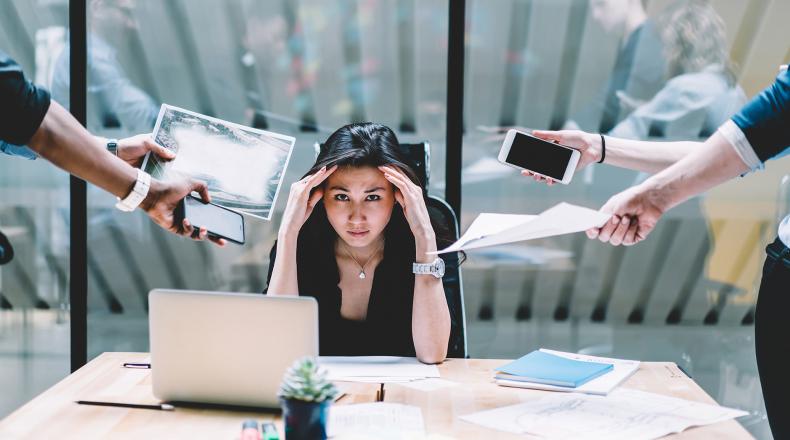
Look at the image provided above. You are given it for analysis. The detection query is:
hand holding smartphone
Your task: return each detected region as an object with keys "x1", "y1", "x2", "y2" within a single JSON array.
[
  {"x1": 176, "y1": 195, "x2": 245, "y2": 245},
  {"x1": 498, "y1": 129, "x2": 581, "y2": 184}
]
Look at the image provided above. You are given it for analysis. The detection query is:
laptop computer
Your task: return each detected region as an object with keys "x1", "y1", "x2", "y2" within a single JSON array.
[{"x1": 148, "y1": 289, "x2": 318, "y2": 408}]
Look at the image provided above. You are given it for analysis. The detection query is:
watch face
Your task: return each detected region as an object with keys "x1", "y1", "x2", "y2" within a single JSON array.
[{"x1": 434, "y1": 258, "x2": 445, "y2": 277}]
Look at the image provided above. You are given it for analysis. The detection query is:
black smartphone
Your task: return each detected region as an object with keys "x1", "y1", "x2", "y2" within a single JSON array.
[
  {"x1": 497, "y1": 129, "x2": 581, "y2": 184},
  {"x1": 177, "y1": 195, "x2": 245, "y2": 245}
]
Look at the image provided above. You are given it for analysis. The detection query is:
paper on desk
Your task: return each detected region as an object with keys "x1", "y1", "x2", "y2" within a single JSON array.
[
  {"x1": 318, "y1": 356, "x2": 440, "y2": 382},
  {"x1": 460, "y1": 388, "x2": 748, "y2": 440},
  {"x1": 497, "y1": 349, "x2": 639, "y2": 395},
  {"x1": 431, "y1": 203, "x2": 611, "y2": 254},
  {"x1": 397, "y1": 378, "x2": 460, "y2": 392},
  {"x1": 329, "y1": 403, "x2": 424, "y2": 439}
]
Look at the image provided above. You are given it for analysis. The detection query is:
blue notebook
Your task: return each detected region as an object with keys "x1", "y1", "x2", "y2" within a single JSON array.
[{"x1": 495, "y1": 350, "x2": 614, "y2": 388}]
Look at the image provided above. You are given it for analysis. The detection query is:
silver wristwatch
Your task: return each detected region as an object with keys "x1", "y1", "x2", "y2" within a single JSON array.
[{"x1": 413, "y1": 258, "x2": 445, "y2": 279}]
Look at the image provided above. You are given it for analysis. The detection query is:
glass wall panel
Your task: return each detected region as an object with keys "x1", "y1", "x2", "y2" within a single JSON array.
[
  {"x1": 81, "y1": 0, "x2": 448, "y2": 357},
  {"x1": 0, "y1": 0, "x2": 71, "y2": 417},
  {"x1": 461, "y1": 0, "x2": 788, "y2": 437}
]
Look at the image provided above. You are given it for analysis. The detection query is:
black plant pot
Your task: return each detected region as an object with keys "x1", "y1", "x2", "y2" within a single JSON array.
[{"x1": 280, "y1": 398, "x2": 330, "y2": 440}]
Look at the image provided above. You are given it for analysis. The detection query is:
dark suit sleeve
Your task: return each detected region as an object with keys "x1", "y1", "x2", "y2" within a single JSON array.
[
  {"x1": 0, "y1": 51, "x2": 51, "y2": 146},
  {"x1": 731, "y1": 70, "x2": 790, "y2": 162}
]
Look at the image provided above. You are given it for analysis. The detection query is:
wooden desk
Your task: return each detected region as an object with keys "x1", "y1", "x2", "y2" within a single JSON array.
[{"x1": 0, "y1": 353, "x2": 752, "y2": 439}]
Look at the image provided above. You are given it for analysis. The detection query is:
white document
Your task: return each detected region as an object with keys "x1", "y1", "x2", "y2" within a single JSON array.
[
  {"x1": 328, "y1": 403, "x2": 425, "y2": 439},
  {"x1": 318, "y1": 356, "x2": 440, "y2": 382},
  {"x1": 460, "y1": 388, "x2": 748, "y2": 440},
  {"x1": 143, "y1": 104, "x2": 295, "y2": 220},
  {"x1": 497, "y1": 349, "x2": 640, "y2": 395},
  {"x1": 432, "y1": 203, "x2": 611, "y2": 254},
  {"x1": 398, "y1": 378, "x2": 460, "y2": 392}
]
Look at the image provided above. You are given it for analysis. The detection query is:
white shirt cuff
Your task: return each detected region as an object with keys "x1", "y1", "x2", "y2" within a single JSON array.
[{"x1": 717, "y1": 120, "x2": 763, "y2": 172}]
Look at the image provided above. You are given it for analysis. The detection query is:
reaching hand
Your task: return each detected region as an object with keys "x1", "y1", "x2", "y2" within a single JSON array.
[
  {"x1": 141, "y1": 177, "x2": 226, "y2": 246},
  {"x1": 279, "y1": 166, "x2": 338, "y2": 239},
  {"x1": 117, "y1": 134, "x2": 175, "y2": 168},
  {"x1": 524, "y1": 129, "x2": 602, "y2": 185},
  {"x1": 379, "y1": 165, "x2": 436, "y2": 257},
  {"x1": 587, "y1": 183, "x2": 668, "y2": 246}
]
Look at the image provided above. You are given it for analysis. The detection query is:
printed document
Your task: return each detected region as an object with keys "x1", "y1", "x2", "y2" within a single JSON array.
[
  {"x1": 329, "y1": 403, "x2": 424, "y2": 438},
  {"x1": 432, "y1": 203, "x2": 610, "y2": 254},
  {"x1": 143, "y1": 104, "x2": 295, "y2": 220},
  {"x1": 460, "y1": 388, "x2": 747, "y2": 439},
  {"x1": 319, "y1": 356, "x2": 440, "y2": 383}
]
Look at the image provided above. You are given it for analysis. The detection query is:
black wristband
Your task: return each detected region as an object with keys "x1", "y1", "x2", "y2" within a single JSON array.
[{"x1": 597, "y1": 134, "x2": 606, "y2": 164}]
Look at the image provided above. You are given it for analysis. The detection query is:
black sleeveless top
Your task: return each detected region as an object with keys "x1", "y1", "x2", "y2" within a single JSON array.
[{"x1": 265, "y1": 202, "x2": 419, "y2": 356}]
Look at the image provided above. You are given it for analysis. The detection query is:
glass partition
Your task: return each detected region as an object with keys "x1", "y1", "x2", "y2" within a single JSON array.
[
  {"x1": 461, "y1": 0, "x2": 788, "y2": 437},
  {"x1": 81, "y1": 0, "x2": 448, "y2": 356},
  {"x1": 0, "y1": 0, "x2": 71, "y2": 417}
]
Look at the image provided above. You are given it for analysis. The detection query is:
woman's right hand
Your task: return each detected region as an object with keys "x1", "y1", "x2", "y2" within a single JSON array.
[
  {"x1": 278, "y1": 165, "x2": 337, "y2": 239},
  {"x1": 524, "y1": 130, "x2": 602, "y2": 185}
]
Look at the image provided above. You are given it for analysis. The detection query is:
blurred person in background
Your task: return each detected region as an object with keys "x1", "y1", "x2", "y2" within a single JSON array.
[
  {"x1": 51, "y1": 0, "x2": 158, "y2": 135},
  {"x1": 565, "y1": 0, "x2": 666, "y2": 134},
  {"x1": 608, "y1": 0, "x2": 744, "y2": 140}
]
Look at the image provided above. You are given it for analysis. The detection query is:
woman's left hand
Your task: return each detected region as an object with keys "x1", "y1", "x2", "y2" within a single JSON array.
[{"x1": 379, "y1": 166, "x2": 436, "y2": 258}]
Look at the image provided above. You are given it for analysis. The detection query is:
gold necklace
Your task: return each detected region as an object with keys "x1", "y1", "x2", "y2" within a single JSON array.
[{"x1": 341, "y1": 239, "x2": 384, "y2": 279}]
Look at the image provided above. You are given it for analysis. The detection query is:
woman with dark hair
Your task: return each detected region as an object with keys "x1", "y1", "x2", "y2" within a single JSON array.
[{"x1": 265, "y1": 123, "x2": 451, "y2": 364}]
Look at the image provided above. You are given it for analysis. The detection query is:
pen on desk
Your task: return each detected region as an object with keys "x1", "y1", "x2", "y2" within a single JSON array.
[
  {"x1": 333, "y1": 392, "x2": 347, "y2": 403},
  {"x1": 76, "y1": 400, "x2": 174, "y2": 411},
  {"x1": 122, "y1": 362, "x2": 151, "y2": 369}
]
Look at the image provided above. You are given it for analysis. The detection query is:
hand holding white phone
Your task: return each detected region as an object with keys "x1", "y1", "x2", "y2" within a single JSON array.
[{"x1": 497, "y1": 129, "x2": 581, "y2": 184}]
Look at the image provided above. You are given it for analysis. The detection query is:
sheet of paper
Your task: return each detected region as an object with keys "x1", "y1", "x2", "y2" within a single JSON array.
[
  {"x1": 497, "y1": 349, "x2": 639, "y2": 395},
  {"x1": 432, "y1": 203, "x2": 610, "y2": 254},
  {"x1": 318, "y1": 356, "x2": 440, "y2": 382},
  {"x1": 143, "y1": 104, "x2": 295, "y2": 220},
  {"x1": 397, "y1": 378, "x2": 460, "y2": 392},
  {"x1": 329, "y1": 403, "x2": 425, "y2": 439},
  {"x1": 460, "y1": 388, "x2": 747, "y2": 440}
]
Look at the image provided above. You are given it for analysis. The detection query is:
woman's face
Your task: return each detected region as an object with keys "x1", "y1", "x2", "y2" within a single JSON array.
[{"x1": 323, "y1": 165, "x2": 395, "y2": 249}]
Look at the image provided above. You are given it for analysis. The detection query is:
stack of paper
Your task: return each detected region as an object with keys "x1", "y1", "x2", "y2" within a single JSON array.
[
  {"x1": 460, "y1": 388, "x2": 748, "y2": 439},
  {"x1": 497, "y1": 349, "x2": 640, "y2": 396},
  {"x1": 496, "y1": 350, "x2": 613, "y2": 388},
  {"x1": 318, "y1": 356, "x2": 440, "y2": 383}
]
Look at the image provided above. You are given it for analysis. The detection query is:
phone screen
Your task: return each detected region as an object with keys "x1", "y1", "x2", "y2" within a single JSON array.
[
  {"x1": 184, "y1": 196, "x2": 245, "y2": 244},
  {"x1": 506, "y1": 132, "x2": 573, "y2": 180}
]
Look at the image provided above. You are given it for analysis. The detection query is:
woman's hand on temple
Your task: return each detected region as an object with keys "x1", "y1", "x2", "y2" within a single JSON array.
[
  {"x1": 279, "y1": 165, "x2": 337, "y2": 240},
  {"x1": 379, "y1": 166, "x2": 436, "y2": 260}
]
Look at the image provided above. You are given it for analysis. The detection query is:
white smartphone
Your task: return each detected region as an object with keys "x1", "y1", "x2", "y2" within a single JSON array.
[{"x1": 497, "y1": 129, "x2": 581, "y2": 184}]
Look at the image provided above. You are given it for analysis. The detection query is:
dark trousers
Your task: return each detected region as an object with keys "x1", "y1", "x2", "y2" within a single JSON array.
[{"x1": 755, "y1": 237, "x2": 790, "y2": 439}]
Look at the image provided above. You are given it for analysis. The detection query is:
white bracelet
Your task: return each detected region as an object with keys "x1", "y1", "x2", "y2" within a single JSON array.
[{"x1": 115, "y1": 169, "x2": 151, "y2": 212}]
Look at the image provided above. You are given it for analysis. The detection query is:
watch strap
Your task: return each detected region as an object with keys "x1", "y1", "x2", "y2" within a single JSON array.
[
  {"x1": 115, "y1": 169, "x2": 151, "y2": 212},
  {"x1": 106, "y1": 138, "x2": 119, "y2": 156},
  {"x1": 413, "y1": 258, "x2": 445, "y2": 278}
]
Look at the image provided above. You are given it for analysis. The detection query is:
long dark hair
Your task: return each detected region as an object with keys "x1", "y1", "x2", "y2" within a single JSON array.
[{"x1": 301, "y1": 122, "x2": 456, "y2": 253}]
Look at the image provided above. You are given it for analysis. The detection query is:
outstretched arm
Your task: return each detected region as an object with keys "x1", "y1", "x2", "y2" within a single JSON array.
[{"x1": 590, "y1": 131, "x2": 750, "y2": 246}]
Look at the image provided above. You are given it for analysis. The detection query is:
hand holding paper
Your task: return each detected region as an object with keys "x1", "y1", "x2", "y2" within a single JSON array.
[{"x1": 432, "y1": 203, "x2": 611, "y2": 254}]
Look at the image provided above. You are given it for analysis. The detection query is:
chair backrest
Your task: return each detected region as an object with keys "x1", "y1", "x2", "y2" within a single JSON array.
[
  {"x1": 426, "y1": 195, "x2": 468, "y2": 358},
  {"x1": 314, "y1": 141, "x2": 467, "y2": 358}
]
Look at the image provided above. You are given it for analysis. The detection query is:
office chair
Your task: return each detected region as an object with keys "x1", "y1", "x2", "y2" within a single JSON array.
[
  {"x1": 315, "y1": 141, "x2": 468, "y2": 358},
  {"x1": 0, "y1": 229, "x2": 13, "y2": 265}
]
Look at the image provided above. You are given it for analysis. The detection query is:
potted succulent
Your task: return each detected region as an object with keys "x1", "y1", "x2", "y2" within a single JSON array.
[{"x1": 278, "y1": 357, "x2": 338, "y2": 440}]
